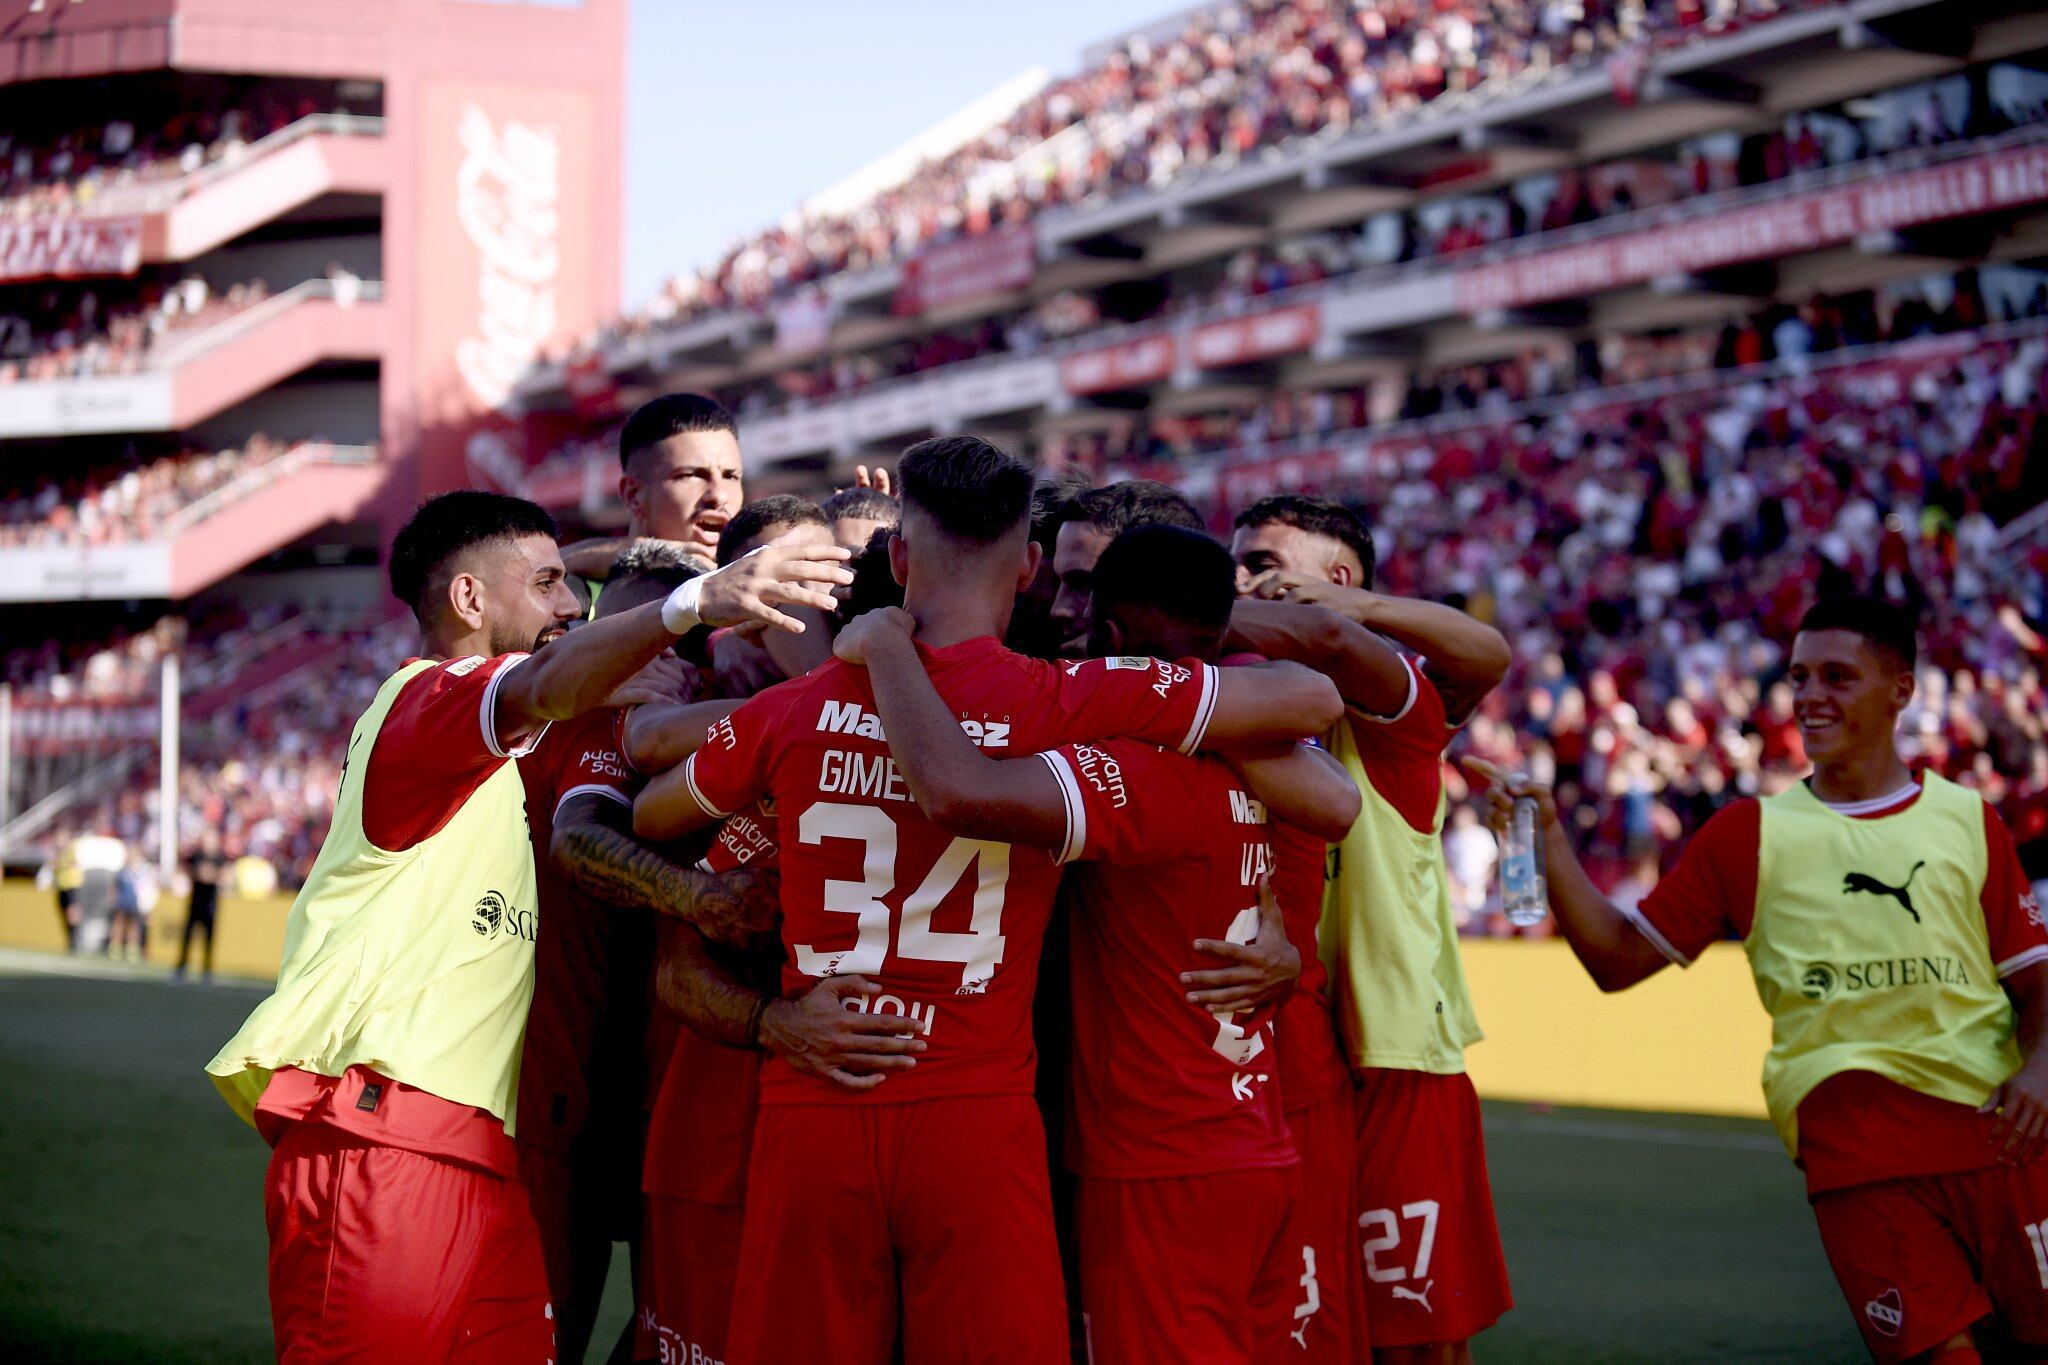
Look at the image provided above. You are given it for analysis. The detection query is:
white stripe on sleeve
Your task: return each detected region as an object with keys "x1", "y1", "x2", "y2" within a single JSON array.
[
  {"x1": 1621, "y1": 904, "x2": 1694, "y2": 968},
  {"x1": 681, "y1": 752, "x2": 731, "y2": 820},
  {"x1": 1039, "y1": 750, "x2": 1088, "y2": 865},
  {"x1": 1178, "y1": 663, "x2": 1220, "y2": 755}
]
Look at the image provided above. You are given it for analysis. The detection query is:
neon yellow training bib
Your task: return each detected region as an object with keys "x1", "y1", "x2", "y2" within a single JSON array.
[
  {"x1": 206, "y1": 660, "x2": 541, "y2": 1134},
  {"x1": 1747, "y1": 772, "x2": 2015, "y2": 1156},
  {"x1": 1322, "y1": 709, "x2": 1482, "y2": 1075}
]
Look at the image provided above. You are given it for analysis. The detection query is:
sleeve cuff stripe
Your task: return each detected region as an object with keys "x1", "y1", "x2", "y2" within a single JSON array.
[
  {"x1": 1041, "y1": 752, "x2": 1087, "y2": 864},
  {"x1": 481, "y1": 655, "x2": 547, "y2": 759},
  {"x1": 1355, "y1": 657, "x2": 1420, "y2": 727},
  {"x1": 682, "y1": 753, "x2": 731, "y2": 820},
  {"x1": 552, "y1": 784, "x2": 632, "y2": 822},
  {"x1": 1180, "y1": 663, "x2": 1219, "y2": 755},
  {"x1": 1622, "y1": 905, "x2": 1693, "y2": 968},
  {"x1": 1997, "y1": 945, "x2": 2048, "y2": 978}
]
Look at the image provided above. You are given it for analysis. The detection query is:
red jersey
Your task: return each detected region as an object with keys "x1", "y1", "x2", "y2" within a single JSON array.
[
  {"x1": 1269, "y1": 816, "x2": 1350, "y2": 1111},
  {"x1": 515, "y1": 708, "x2": 653, "y2": 1155},
  {"x1": 1635, "y1": 785, "x2": 2048, "y2": 1193},
  {"x1": 1047, "y1": 741, "x2": 1297, "y2": 1178},
  {"x1": 644, "y1": 811, "x2": 781, "y2": 1202},
  {"x1": 682, "y1": 637, "x2": 1221, "y2": 1106}
]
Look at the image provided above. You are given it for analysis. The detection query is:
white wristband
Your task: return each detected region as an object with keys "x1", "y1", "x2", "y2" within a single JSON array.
[{"x1": 661, "y1": 575, "x2": 706, "y2": 635}]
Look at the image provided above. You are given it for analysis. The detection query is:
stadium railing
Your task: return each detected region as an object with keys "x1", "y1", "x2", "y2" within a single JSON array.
[{"x1": 725, "y1": 121, "x2": 2048, "y2": 464}]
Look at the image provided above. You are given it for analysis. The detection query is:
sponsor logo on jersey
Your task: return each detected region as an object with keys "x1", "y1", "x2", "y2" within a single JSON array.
[
  {"x1": 1864, "y1": 1287, "x2": 1904, "y2": 1337},
  {"x1": 1798, "y1": 955, "x2": 1969, "y2": 1001},
  {"x1": 470, "y1": 889, "x2": 536, "y2": 943},
  {"x1": 1841, "y1": 862, "x2": 1926, "y2": 923},
  {"x1": 1228, "y1": 790, "x2": 1269, "y2": 825},
  {"x1": 445, "y1": 655, "x2": 487, "y2": 677},
  {"x1": 1072, "y1": 744, "x2": 1128, "y2": 810},
  {"x1": 958, "y1": 718, "x2": 1011, "y2": 749},
  {"x1": 2024, "y1": 888, "x2": 2043, "y2": 931},
  {"x1": 704, "y1": 715, "x2": 739, "y2": 752},
  {"x1": 579, "y1": 747, "x2": 628, "y2": 779},
  {"x1": 818, "y1": 699, "x2": 888, "y2": 741},
  {"x1": 1391, "y1": 1280, "x2": 1435, "y2": 1313},
  {"x1": 1106, "y1": 656, "x2": 1152, "y2": 671}
]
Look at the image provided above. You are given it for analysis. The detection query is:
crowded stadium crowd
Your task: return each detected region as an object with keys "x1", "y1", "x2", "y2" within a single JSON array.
[
  {"x1": 0, "y1": 274, "x2": 272, "y2": 382},
  {"x1": 0, "y1": 81, "x2": 376, "y2": 217},
  {"x1": 594, "y1": 0, "x2": 1827, "y2": 345},
  {"x1": 0, "y1": 433, "x2": 310, "y2": 547}
]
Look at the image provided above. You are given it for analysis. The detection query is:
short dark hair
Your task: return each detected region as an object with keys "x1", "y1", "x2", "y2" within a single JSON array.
[
  {"x1": 619, "y1": 393, "x2": 736, "y2": 472},
  {"x1": 837, "y1": 528, "x2": 906, "y2": 625},
  {"x1": 1092, "y1": 525, "x2": 1236, "y2": 633},
  {"x1": 1030, "y1": 467, "x2": 1095, "y2": 548},
  {"x1": 1798, "y1": 593, "x2": 1918, "y2": 671},
  {"x1": 820, "y1": 486, "x2": 899, "y2": 527},
  {"x1": 598, "y1": 564, "x2": 700, "y2": 618},
  {"x1": 716, "y1": 494, "x2": 827, "y2": 566},
  {"x1": 389, "y1": 491, "x2": 558, "y2": 620},
  {"x1": 896, "y1": 435, "x2": 1033, "y2": 543},
  {"x1": 1073, "y1": 479, "x2": 1203, "y2": 538},
  {"x1": 1234, "y1": 494, "x2": 1376, "y2": 583}
]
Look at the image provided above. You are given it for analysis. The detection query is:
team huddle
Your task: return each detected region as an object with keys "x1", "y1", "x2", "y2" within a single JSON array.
[{"x1": 206, "y1": 395, "x2": 2048, "y2": 1365}]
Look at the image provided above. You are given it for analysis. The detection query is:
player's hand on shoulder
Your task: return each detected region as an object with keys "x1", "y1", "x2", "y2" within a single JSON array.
[
  {"x1": 696, "y1": 530, "x2": 854, "y2": 635},
  {"x1": 832, "y1": 605, "x2": 915, "y2": 666},
  {"x1": 690, "y1": 865, "x2": 782, "y2": 950},
  {"x1": 603, "y1": 653, "x2": 691, "y2": 710},
  {"x1": 1463, "y1": 757, "x2": 1558, "y2": 834},
  {"x1": 758, "y1": 974, "x2": 927, "y2": 1091},
  {"x1": 1182, "y1": 876, "x2": 1300, "y2": 1014}
]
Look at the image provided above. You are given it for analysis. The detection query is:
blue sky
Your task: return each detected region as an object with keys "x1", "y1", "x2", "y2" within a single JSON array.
[{"x1": 623, "y1": 0, "x2": 1182, "y2": 309}]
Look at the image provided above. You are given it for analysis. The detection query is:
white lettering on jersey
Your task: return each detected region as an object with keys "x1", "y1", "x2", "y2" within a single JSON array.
[
  {"x1": 818, "y1": 699, "x2": 887, "y2": 741},
  {"x1": 1240, "y1": 840, "x2": 1274, "y2": 887},
  {"x1": 1072, "y1": 744, "x2": 1129, "y2": 810},
  {"x1": 958, "y1": 719, "x2": 1011, "y2": 750},
  {"x1": 818, "y1": 750, "x2": 911, "y2": 803},
  {"x1": 579, "y1": 748, "x2": 627, "y2": 780},
  {"x1": 1227, "y1": 790, "x2": 1268, "y2": 825},
  {"x1": 846, "y1": 991, "x2": 938, "y2": 1036}
]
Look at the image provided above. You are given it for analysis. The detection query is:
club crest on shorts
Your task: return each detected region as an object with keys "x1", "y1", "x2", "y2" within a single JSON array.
[{"x1": 1865, "y1": 1287, "x2": 1904, "y2": 1337}]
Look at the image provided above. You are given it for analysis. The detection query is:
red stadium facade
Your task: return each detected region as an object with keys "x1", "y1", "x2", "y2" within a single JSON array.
[{"x1": 0, "y1": 0, "x2": 622, "y2": 863}]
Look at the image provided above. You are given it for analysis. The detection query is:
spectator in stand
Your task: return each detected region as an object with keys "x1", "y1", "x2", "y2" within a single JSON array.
[{"x1": 176, "y1": 831, "x2": 228, "y2": 983}]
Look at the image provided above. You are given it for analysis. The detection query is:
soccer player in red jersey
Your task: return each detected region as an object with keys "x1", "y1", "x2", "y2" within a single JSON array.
[
  {"x1": 206, "y1": 492, "x2": 851, "y2": 1364},
  {"x1": 1231, "y1": 494, "x2": 1515, "y2": 1363},
  {"x1": 1047, "y1": 479, "x2": 1204, "y2": 655},
  {"x1": 514, "y1": 565, "x2": 708, "y2": 1361},
  {"x1": 1478, "y1": 595, "x2": 2048, "y2": 1363},
  {"x1": 633, "y1": 435, "x2": 1341, "y2": 1364},
  {"x1": 835, "y1": 525, "x2": 1363, "y2": 1363}
]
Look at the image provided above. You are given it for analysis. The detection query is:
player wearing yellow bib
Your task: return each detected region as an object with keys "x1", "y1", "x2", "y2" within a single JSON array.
[
  {"x1": 1478, "y1": 595, "x2": 2048, "y2": 1364},
  {"x1": 205, "y1": 490, "x2": 851, "y2": 1364},
  {"x1": 1229, "y1": 494, "x2": 1514, "y2": 1363}
]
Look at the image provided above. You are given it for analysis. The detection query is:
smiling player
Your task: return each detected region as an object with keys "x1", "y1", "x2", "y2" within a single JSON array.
[{"x1": 1476, "y1": 594, "x2": 2048, "y2": 1363}]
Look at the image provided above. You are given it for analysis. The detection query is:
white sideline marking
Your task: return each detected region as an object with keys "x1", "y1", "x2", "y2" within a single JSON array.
[
  {"x1": 0, "y1": 946, "x2": 264, "y2": 990},
  {"x1": 1489, "y1": 1113, "x2": 1782, "y2": 1153}
]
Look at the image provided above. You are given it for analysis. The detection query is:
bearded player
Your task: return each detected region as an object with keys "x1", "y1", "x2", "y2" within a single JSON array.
[
  {"x1": 1477, "y1": 594, "x2": 2048, "y2": 1363},
  {"x1": 633, "y1": 435, "x2": 1341, "y2": 1363},
  {"x1": 1231, "y1": 493, "x2": 1515, "y2": 1362},
  {"x1": 205, "y1": 491, "x2": 849, "y2": 1363},
  {"x1": 836, "y1": 525, "x2": 1363, "y2": 1362}
]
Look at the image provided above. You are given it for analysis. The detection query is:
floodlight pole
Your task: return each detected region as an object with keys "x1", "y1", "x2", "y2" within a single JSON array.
[{"x1": 159, "y1": 655, "x2": 180, "y2": 881}]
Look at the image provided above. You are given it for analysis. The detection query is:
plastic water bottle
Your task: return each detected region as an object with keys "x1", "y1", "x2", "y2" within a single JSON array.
[{"x1": 1499, "y1": 795, "x2": 1548, "y2": 928}]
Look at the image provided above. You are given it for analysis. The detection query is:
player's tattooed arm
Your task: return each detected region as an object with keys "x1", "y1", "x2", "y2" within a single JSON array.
[
  {"x1": 833, "y1": 608, "x2": 1072, "y2": 847},
  {"x1": 1228, "y1": 742, "x2": 1360, "y2": 843},
  {"x1": 1987, "y1": 963, "x2": 2048, "y2": 1163},
  {"x1": 1225, "y1": 598, "x2": 1411, "y2": 721},
  {"x1": 623, "y1": 699, "x2": 742, "y2": 774},
  {"x1": 553, "y1": 793, "x2": 775, "y2": 947},
  {"x1": 1465, "y1": 759, "x2": 1671, "y2": 991},
  {"x1": 654, "y1": 919, "x2": 767, "y2": 1046}
]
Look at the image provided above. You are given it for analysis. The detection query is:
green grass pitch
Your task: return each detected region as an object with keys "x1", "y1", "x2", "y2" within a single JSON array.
[{"x1": 0, "y1": 954, "x2": 1863, "y2": 1362}]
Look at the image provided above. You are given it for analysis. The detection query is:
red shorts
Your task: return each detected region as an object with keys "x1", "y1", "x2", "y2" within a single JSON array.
[
  {"x1": 266, "y1": 1120, "x2": 553, "y2": 1364},
  {"x1": 635, "y1": 1193, "x2": 745, "y2": 1365},
  {"x1": 726, "y1": 1095, "x2": 1068, "y2": 1365},
  {"x1": 1812, "y1": 1160, "x2": 2048, "y2": 1359},
  {"x1": 515, "y1": 1140, "x2": 617, "y2": 1364},
  {"x1": 1352, "y1": 1068, "x2": 1512, "y2": 1347},
  {"x1": 1078, "y1": 1166, "x2": 1296, "y2": 1364},
  {"x1": 1265, "y1": 1089, "x2": 1365, "y2": 1362}
]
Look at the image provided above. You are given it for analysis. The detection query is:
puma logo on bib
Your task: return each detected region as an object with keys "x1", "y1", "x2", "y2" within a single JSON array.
[{"x1": 1842, "y1": 862, "x2": 1924, "y2": 923}]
